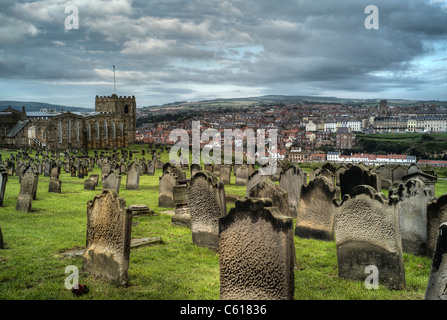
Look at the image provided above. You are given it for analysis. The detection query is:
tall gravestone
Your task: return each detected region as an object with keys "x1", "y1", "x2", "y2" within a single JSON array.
[
  {"x1": 248, "y1": 178, "x2": 291, "y2": 218},
  {"x1": 425, "y1": 222, "x2": 447, "y2": 300},
  {"x1": 102, "y1": 170, "x2": 121, "y2": 194},
  {"x1": 427, "y1": 194, "x2": 447, "y2": 258},
  {"x1": 333, "y1": 185, "x2": 405, "y2": 290},
  {"x1": 220, "y1": 164, "x2": 232, "y2": 185},
  {"x1": 82, "y1": 189, "x2": 132, "y2": 286},
  {"x1": 16, "y1": 171, "x2": 38, "y2": 213},
  {"x1": 377, "y1": 165, "x2": 392, "y2": 190},
  {"x1": 171, "y1": 184, "x2": 191, "y2": 227},
  {"x1": 296, "y1": 176, "x2": 336, "y2": 241},
  {"x1": 219, "y1": 198, "x2": 295, "y2": 300},
  {"x1": 392, "y1": 165, "x2": 408, "y2": 186},
  {"x1": 389, "y1": 179, "x2": 431, "y2": 255},
  {"x1": 0, "y1": 165, "x2": 8, "y2": 206},
  {"x1": 126, "y1": 161, "x2": 140, "y2": 190},
  {"x1": 48, "y1": 164, "x2": 61, "y2": 193},
  {"x1": 188, "y1": 170, "x2": 226, "y2": 249},
  {"x1": 339, "y1": 165, "x2": 380, "y2": 197},
  {"x1": 279, "y1": 164, "x2": 306, "y2": 218},
  {"x1": 158, "y1": 171, "x2": 178, "y2": 208},
  {"x1": 235, "y1": 164, "x2": 249, "y2": 186}
]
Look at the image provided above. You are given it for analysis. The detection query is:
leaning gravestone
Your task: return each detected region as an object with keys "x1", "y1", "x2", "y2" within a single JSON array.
[
  {"x1": 388, "y1": 179, "x2": 431, "y2": 256},
  {"x1": 425, "y1": 222, "x2": 447, "y2": 300},
  {"x1": 333, "y1": 185, "x2": 405, "y2": 290},
  {"x1": 126, "y1": 162, "x2": 140, "y2": 190},
  {"x1": 245, "y1": 169, "x2": 271, "y2": 198},
  {"x1": 82, "y1": 189, "x2": 132, "y2": 286},
  {"x1": 279, "y1": 164, "x2": 306, "y2": 217},
  {"x1": 219, "y1": 198, "x2": 295, "y2": 300},
  {"x1": 0, "y1": 165, "x2": 8, "y2": 206},
  {"x1": 248, "y1": 178, "x2": 291, "y2": 218},
  {"x1": 158, "y1": 171, "x2": 178, "y2": 208},
  {"x1": 188, "y1": 171, "x2": 226, "y2": 249},
  {"x1": 102, "y1": 170, "x2": 121, "y2": 194},
  {"x1": 296, "y1": 176, "x2": 336, "y2": 241},
  {"x1": 427, "y1": 194, "x2": 447, "y2": 258},
  {"x1": 16, "y1": 171, "x2": 38, "y2": 213}
]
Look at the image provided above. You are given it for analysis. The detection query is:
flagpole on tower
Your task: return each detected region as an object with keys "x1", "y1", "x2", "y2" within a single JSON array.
[{"x1": 113, "y1": 65, "x2": 116, "y2": 95}]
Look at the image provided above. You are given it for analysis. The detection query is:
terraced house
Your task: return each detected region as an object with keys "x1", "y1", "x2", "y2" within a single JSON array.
[{"x1": 0, "y1": 94, "x2": 137, "y2": 150}]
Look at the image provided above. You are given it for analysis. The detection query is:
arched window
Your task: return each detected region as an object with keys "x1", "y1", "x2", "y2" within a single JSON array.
[
  {"x1": 76, "y1": 120, "x2": 80, "y2": 141},
  {"x1": 112, "y1": 122, "x2": 116, "y2": 139},
  {"x1": 104, "y1": 120, "x2": 108, "y2": 139},
  {"x1": 59, "y1": 120, "x2": 62, "y2": 143},
  {"x1": 86, "y1": 124, "x2": 91, "y2": 140},
  {"x1": 124, "y1": 105, "x2": 129, "y2": 114},
  {"x1": 67, "y1": 118, "x2": 71, "y2": 142},
  {"x1": 96, "y1": 122, "x2": 100, "y2": 140}
]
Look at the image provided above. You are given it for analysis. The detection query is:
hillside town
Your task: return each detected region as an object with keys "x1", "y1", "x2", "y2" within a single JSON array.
[{"x1": 135, "y1": 100, "x2": 447, "y2": 167}]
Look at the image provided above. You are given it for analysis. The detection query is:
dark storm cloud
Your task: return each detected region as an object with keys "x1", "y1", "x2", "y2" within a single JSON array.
[{"x1": 0, "y1": 0, "x2": 445, "y2": 107}]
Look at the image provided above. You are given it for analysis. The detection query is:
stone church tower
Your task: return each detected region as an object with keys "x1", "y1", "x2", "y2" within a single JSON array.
[
  {"x1": 95, "y1": 94, "x2": 136, "y2": 145},
  {"x1": 378, "y1": 100, "x2": 389, "y2": 117}
]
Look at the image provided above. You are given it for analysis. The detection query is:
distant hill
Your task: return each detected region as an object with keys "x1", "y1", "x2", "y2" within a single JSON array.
[
  {"x1": 0, "y1": 101, "x2": 94, "y2": 113},
  {"x1": 142, "y1": 95, "x2": 447, "y2": 110}
]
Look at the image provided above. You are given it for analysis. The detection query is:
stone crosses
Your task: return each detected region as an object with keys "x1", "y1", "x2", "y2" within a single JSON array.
[
  {"x1": 427, "y1": 194, "x2": 447, "y2": 258},
  {"x1": 82, "y1": 189, "x2": 132, "y2": 286},
  {"x1": 296, "y1": 176, "x2": 337, "y2": 241},
  {"x1": 425, "y1": 222, "x2": 447, "y2": 300},
  {"x1": 188, "y1": 170, "x2": 226, "y2": 249},
  {"x1": 333, "y1": 185, "x2": 406, "y2": 290},
  {"x1": 219, "y1": 198, "x2": 295, "y2": 300},
  {"x1": 388, "y1": 179, "x2": 431, "y2": 255}
]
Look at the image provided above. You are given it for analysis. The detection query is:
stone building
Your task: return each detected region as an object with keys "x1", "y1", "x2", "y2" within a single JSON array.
[{"x1": 0, "y1": 94, "x2": 136, "y2": 150}]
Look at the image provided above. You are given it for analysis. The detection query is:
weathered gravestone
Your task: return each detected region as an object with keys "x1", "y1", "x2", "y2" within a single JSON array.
[
  {"x1": 402, "y1": 171, "x2": 437, "y2": 200},
  {"x1": 333, "y1": 185, "x2": 405, "y2": 290},
  {"x1": 48, "y1": 164, "x2": 61, "y2": 193},
  {"x1": 84, "y1": 178, "x2": 96, "y2": 190},
  {"x1": 339, "y1": 164, "x2": 380, "y2": 197},
  {"x1": 235, "y1": 164, "x2": 249, "y2": 186},
  {"x1": 219, "y1": 198, "x2": 295, "y2": 300},
  {"x1": 245, "y1": 169, "x2": 271, "y2": 198},
  {"x1": 102, "y1": 170, "x2": 121, "y2": 194},
  {"x1": 279, "y1": 164, "x2": 306, "y2": 217},
  {"x1": 427, "y1": 194, "x2": 447, "y2": 258},
  {"x1": 392, "y1": 165, "x2": 408, "y2": 186},
  {"x1": 190, "y1": 163, "x2": 201, "y2": 178},
  {"x1": 171, "y1": 184, "x2": 191, "y2": 228},
  {"x1": 0, "y1": 165, "x2": 8, "y2": 206},
  {"x1": 126, "y1": 162, "x2": 140, "y2": 190},
  {"x1": 188, "y1": 170, "x2": 226, "y2": 249},
  {"x1": 16, "y1": 171, "x2": 38, "y2": 213},
  {"x1": 376, "y1": 165, "x2": 392, "y2": 190},
  {"x1": 147, "y1": 161, "x2": 155, "y2": 176},
  {"x1": 388, "y1": 179, "x2": 431, "y2": 255},
  {"x1": 101, "y1": 162, "x2": 112, "y2": 181},
  {"x1": 219, "y1": 164, "x2": 232, "y2": 185},
  {"x1": 296, "y1": 176, "x2": 336, "y2": 241},
  {"x1": 248, "y1": 178, "x2": 291, "y2": 217},
  {"x1": 158, "y1": 171, "x2": 178, "y2": 208},
  {"x1": 425, "y1": 222, "x2": 447, "y2": 300},
  {"x1": 82, "y1": 189, "x2": 132, "y2": 286}
]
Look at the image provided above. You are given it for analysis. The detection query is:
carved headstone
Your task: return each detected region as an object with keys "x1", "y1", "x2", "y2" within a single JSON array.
[
  {"x1": 158, "y1": 171, "x2": 178, "y2": 208},
  {"x1": 248, "y1": 178, "x2": 291, "y2": 217},
  {"x1": 82, "y1": 189, "x2": 132, "y2": 286},
  {"x1": 126, "y1": 161, "x2": 140, "y2": 190},
  {"x1": 279, "y1": 164, "x2": 306, "y2": 217},
  {"x1": 219, "y1": 198, "x2": 295, "y2": 300},
  {"x1": 333, "y1": 185, "x2": 405, "y2": 290},
  {"x1": 219, "y1": 164, "x2": 232, "y2": 185},
  {"x1": 427, "y1": 194, "x2": 447, "y2": 258},
  {"x1": 339, "y1": 165, "x2": 380, "y2": 197},
  {"x1": 425, "y1": 222, "x2": 447, "y2": 300},
  {"x1": 16, "y1": 171, "x2": 38, "y2": 213},
  {"x1": 171, "y1": 184, "x2": 191, "y2": 227},
  {"x1": 235, "y1": 164, "x2": 249, "y2": 186},
  {"x1": 102, "y1": 170, "x2": 121, "y2": 194}
]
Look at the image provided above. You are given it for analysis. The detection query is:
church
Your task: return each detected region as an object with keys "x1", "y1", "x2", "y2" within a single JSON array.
[{"x1": 0, "y1": 94, "x2": 137, "y2": 151}]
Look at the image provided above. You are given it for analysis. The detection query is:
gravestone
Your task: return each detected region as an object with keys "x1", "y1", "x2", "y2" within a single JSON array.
[
  {"x1": 219, "y1": 164, "x2": 232, "y2": 185},
  {"x1": 16, "y1": 171, "x2": 38, "y2": 213},
  {"x1": 190, "y1": 163, "x2": 201, "y2": 178},
  {"x1": 158, "y1": 171, "x2": 178, "y2": 208},
  {"x1": 235, "y1": 164, "x2": 249, "y2": 186},
  {"x1": 246, "y1": 170, "x2": 271, "y2": 198},
  {"x1": 392, "y1": 165, "x2": 408, "y2": 186},
  {"x1": 101, "y1": 162, "x2": 112, "y2": 181},
  {"x1": 82, "y1": 189, "x2": 132, "y2": 286},
  {"x1": 377, "y1": 165, "x2": 392, "y2": 190},
  {"x1": 188, "y1": 171, "x2": 226, "y2": 249},
  {"x1": 0, "y1": 165, "x2": 8, "y2": 206},
  {"x1": 388, "y1": 179, "x2": 431, "y2": 255},
  {"x1": 48, "y1": 164, "x2": 61, "y2": 193},
  {"x1": 102, "y1": 170, "x2": 121, "y2": 194},
  {"x1": 84, "y1": 178, "x2": 96, "y2": 190},
  {"x1": 425, "y1": 222, "x2": 447, "y2": 300},
  {"x1": 89, "y1": 174, "x2": 99, "y2": 187},
  {"x1": 279, "y1": 164, "x2": 306, "y2": 217},
  {"x1": 126, "y1": 162, "x2": 140, "y2": 190},
  {"x1": 339, "y1": 165, "x2": 380, "y2": 197},
  {"x1": 213, "y1": 163, "x2": 221, "y2": 177},
  {"x1": 147, "y1": 161, "x2": 155, "y2": 176},
  {"x1": 219, "y1": 198, "x2": 295, "y2": 300},
  {"x1": 171, "y1": 184, "x2": 191, "y2": 227},
  {"x1": 296, "y1": 176, "x2": 336, "y2": 240},
  {"x1": 248, "y1": 178, "x2": 291, "y2": 217},
  {"x1": 333, "y1": 185, "x2": 405, "y2": 290},
  {"x1": 427, "y1": 194, "x2": 447, "y2": 258},
  {"x1": 402, "y1": 171, "x2": 437, "y2": 199},
  {"x1": 0, "y1": 225, "x2": 3, "y2": 249}
]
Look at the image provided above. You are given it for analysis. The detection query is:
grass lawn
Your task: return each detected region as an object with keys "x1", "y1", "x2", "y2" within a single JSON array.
[{"x1": 0, "y1": 146, "x2": 443, "y2": 300}]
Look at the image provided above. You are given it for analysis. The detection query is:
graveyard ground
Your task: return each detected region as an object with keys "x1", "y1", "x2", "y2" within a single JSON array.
[{"x1": 0, "y1": 145, "x2": 444, "y2": 300}]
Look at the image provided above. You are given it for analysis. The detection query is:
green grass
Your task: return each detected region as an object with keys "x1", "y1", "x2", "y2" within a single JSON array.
[{"x1": 0, "y1": 146, "x2": 442, "y2": 300}]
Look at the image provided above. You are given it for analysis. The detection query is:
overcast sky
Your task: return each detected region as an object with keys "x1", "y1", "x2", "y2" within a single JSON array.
[{"x1": 0, "y1": 0, "x2": 446, "y2": 108}]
